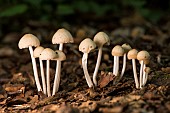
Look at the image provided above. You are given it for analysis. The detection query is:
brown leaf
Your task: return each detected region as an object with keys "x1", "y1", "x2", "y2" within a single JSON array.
[
  {"x1": 161, "y1": 67, "x2": 170, "y2": 73},
  {"x1": 98, "y1": 71, "x2": 115, "y2": 88},
  {"x1": 99, "y1": 106, "x2": 123, "y2": 113},
  {"x1": 4, "y1": 84, "x2": 25, "y2": 94}
]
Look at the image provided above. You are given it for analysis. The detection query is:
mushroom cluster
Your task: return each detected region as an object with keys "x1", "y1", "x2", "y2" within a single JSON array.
[{"x1": 18, "y1": 28, "x2": 72, "y2": 97}]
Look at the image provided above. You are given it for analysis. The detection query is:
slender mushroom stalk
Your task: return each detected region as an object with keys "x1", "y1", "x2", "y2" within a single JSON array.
[
  {"x1": 111, "y1": 45, "x2": 124, "y2": 76},
  {"x1": 143, "y1": 67, "x2": 150, "y2": 86},
  {"x1": 79, "y1": 38, "x2": 96, "y2": 88},
  {"x1": 52, "y1": 50, "x2": 66, "y2": 96},
  {"x1": 52, "y1": 28, "x2": 73, "y2": 94},
  {"x1": 127, "y1": 49, "x2": 139, "y2": 89},
  {"x1": 18, "y1": 34, "x2": 42, "y2": 92},
  {"x1": 39, "y1": 48, "x2": 58, "y2": 97},
  {"x1": 137, "y1": 50, "x2": 150, "y2": 89},
  {"x1": 93, "y1": 32, "x2": 110, "y2": 86},
  {"x1": 33, "y1": 46, "x2": 46, "y2": 94}
]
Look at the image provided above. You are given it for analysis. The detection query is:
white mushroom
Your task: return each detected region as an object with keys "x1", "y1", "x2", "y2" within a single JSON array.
[
  {"x1": 33, "y1": 46, "x2": 46, "y2": 94},
  {"x1": 143, "y1": 67, "x2": 150, "y2": 86},
  {"x1": 127, "y1": 49, "x2": 139, "y2": 89},
  {"x1": 111, "y1": 45, "x2": 124, "y2": 76},
  {"x1": 137, "y1": 50, "x2": 150, "y2": 88},
  {"x1": 18, "y1": 34, "x2": 42, "y2": 92},
  {"x1": 39, "y1": 48, "x2": 58, "y2": 97},
  {"x1": 79, "y1": 38, "x2": 96, "y2": 88},
  {"x1": 93, "y1": 32, "x2": 110, "y2": 86},
  {"x1": 52, "y1": 50, "x2": 66, "y2": 96}
]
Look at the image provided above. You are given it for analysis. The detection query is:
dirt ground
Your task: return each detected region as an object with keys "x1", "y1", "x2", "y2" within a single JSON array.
[{"x1": 0, "y1": 15, "x2": 170, "y2": 113}]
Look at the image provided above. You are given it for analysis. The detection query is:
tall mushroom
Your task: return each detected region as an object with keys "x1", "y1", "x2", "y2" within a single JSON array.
[
  {"x1": 127, "y1": 49, "x2": 139, "y2": 89},
  {"x1": 18, "y1": 34, "x2": 42, "y2": 92},
  {"x1": 39, "y1": 48, "x2": 58, "y2": 97},
  {"x1": 33, "y1": 46, "x2": 46, "y2": 94},
  {"x1": 111, "y1": 45, "x2": 124, "y2": 76},
  {"x1": 137, "y1": 50, "x2": 150, "y2": 88},
  {"x1": 79, "y1": 38, "x2": 96, "y2": 88},
  {"x1": 52, "y1": 28, "x2": 73, "y2": 94},
  {"x1": 52, "y1": 50, "x2": 66, "y2": 96},
  {"x1": 93, "y1": 32, "x2": 110, "y2": 86}
]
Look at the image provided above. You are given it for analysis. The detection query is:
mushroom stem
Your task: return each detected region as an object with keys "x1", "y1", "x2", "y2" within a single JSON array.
[
  {"x1": 52, "y1": 43, "x2": 63, "y2": 95},
  {"x1": 93, "y1": 46, "x2": 102, "y2": 86},
  {"x1": 120, "y1": 54, "x2": 126, "y2": 78},
  {"x1": 139, "y1": 60, "x2": 144, "y2": 88},
  {"x1": 46, "y1": 60, "x2": 51, "y2": 97},
  {"x1": 132, "y1": 59, "x2": 139, "y2": 89},
  {"x1": 82, "y1": 53, "x2": 93, "y2": 88},
  {"x1": 39, "y1": 59, "x2": 46, "y2": 94},
  {"x1": 115, "y1": 56, "x2": 119, "y2": 76},
  {"x1": 28, "y1": 46, "x2": 42, "y2": 92},
  {"x1": 142, "y1": 64, "x2": 146, "y2": 86},
  {"x1": 113, "y1": 56, "x2": 117, "y2": 75}
]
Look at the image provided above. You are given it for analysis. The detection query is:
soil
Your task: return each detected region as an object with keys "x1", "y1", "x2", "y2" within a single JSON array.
[{"x1": 0, "y1": 15, "x2": 170, "y2": 113}]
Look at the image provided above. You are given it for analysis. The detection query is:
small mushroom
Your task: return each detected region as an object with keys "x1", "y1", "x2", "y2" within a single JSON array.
[
  {"x1": 127, "y1": 49, "x2": 139, "y2": 89},
  {"x1": 39, "y1": 48, "x2": 58, "y2": 97},
  {"x1": 111, "y1": 45, "x2": 124, "y2": 76},
  {"x1": 52, "y1": 50, "x2": 66, "y2": 96},
  {"x1": 33, "y1": 46, "x2": 46, "y2": 94},
  {"x1": 18, "y1": 34, "x2": 42, "y2": 92},
  {"x1": 79, "y1": 38, "x2": 96, "y2": 88},
  {"x1": 93, "y1": 32, "x2": 110, "y2": 86},
  {"x1": 137, "y1": 50, "x2": 150, "y2": 88},
  {"x1": 143, "y1": 67, "x2": 151, "y2": 86}
]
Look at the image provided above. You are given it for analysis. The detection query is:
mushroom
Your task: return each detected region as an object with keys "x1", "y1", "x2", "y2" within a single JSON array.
[
  {"x1": 79, "y1": 38, "x2": 96, "y2": 88},
  {"x1": 127, "y1": 49, "x2": 139, "y2": 89},
  {"x1": 93, "y1": 32, "x2": 110, "y2": 86},
  {"x1": 137, "y1": 50, "x2": 150, "y2": 88},
  {"x1": 52, "y1": 28, "x2": 73, "y2": 93},
  {"x1": 111, "y1": 45, "x2": 124, "y2": 76},
  {"x1": 33, "y1": 46, "x2": 46, "y2": 94},
  {"x1": 143, "y1": 67, "x2": 151, "y2": 86},
  {"x1": 39, "y1": 48, "x2": 58, "y2": 97},
  {"x1": 18, "y1": 34, "x2": 42, "y2": 92},
  {"x1": 52, "y1": 50, "x2": 66, "y2": 96}
]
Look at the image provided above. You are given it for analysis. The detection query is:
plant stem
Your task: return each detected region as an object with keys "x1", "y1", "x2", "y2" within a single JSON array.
[
  {"x1": 39, "y1": 59, "x2": 46, "y2": 94},
  {"x1": 46, "y1": 60, "x2": 51, "y2": 97},
  {"x1": 139, "y1": 60, "x2": 144, "y2": 88},
  {"x1": 28, "y1": 46, "x2": 42, "y2": 92},
  {"x1": 132, "y1": 59, "x2": 139, "y2": 89},
  {"x1": 115, "y1": 56, "x2": 119, "y2": 76}
]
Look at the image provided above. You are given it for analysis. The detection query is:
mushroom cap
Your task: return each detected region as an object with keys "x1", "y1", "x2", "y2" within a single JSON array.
[
  {"x1": 79, "y1": 38, "x2": 96, "y2": 53},
  {"x1": 93, "y1": 32, "x2": 110, "y2": 47},
  {"x1": 137, "y1": 50, "x2": 150, "y2": 61},
  {"x1": 18, "y1": 34, "x2": 40, "y2": 49},
  {"x1": 52, "y1": 28, "x2": 74, "y2": 44},
  {"x1": 122, "y1": 43, "x2": 132, "y2": 53},
  {"x1": 111, "y1": 45, "x2": 124, "y2": 56},
  {"x1": 144, "y1": 67, "x2": 151, "y2": 74},
  {"x1": 52, "y1": 50, "x2": 66, "y2": 61},
  {"x1": 33, "y1": 46, "x2": 44, "y2": 58},
  {"x1": 127, "y1": 49, "x2": 138, "y2": 59},
  {"x1": 39, "y1": 48, "x2": 58, "y2": 60}
]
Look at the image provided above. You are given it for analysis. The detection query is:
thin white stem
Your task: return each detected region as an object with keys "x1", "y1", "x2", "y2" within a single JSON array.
[
  {"x1": 93, "y1": 47, "x2": 102, "y2": 86},
  {"x1": 113, "y1": 56, "x2": 117, "y2": 75},
  {"x1": 39, "y1": 59, "x2": 46, "y2": 95},
  {"x1": 52, "y1": 43, "x2": 63, "y2": 96},
  {"x1": 46, "y1": 60, "x2": 51, "y2": 97},
  {"x1": 139, "y1": 60, "x2": 144, "y2": 89},
  {"x1": 82, "y1": 53, "x2": 93, "y2": 88},
  {"x1": 142, "y1": 64, "x2": 146, "y2": 87},
  {"x1": 52, "y1": 61, "x2": 61, "y2": 95},
  {"x1": 115, "y1": 56, "x2": 119, "y2": 76},
  {"x1": 143, "y1": 70, "x2": 148, "y2": 86},
  {"x1": 120, "y1": 54, "x2": 126, "y2": 78},
  {"x1": 132, "y1": 59, "x2": 139, "y2": 89},
  {"x1": 28, "y1": 46, "x2": 42, "y2": 92}
]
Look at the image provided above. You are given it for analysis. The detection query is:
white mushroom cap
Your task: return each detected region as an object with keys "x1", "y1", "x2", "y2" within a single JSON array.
[
  {"x1": 79, "y1": 38, "x2": 96, "y2": 53},
  {"x1": 39, "y1": 48, "x2": 58, "y2": 60},
  {"x1": 144, "y1": 67, "x2": 151, "y2": 74},
  {"x1": 137, "y1": 50, "x2": 150, "y2": 63},
  {"x1": 127, "y1": 49, "x2": 138, "y2": 60},
  {"x1": 93, "y1": 32, "x2": 110, "y2": 47},
  {"x1": 52, "y1": 50, "x2": 66, "y2": 61},
  {"x1": 122, "y1": 43, "x2": 132, "y2": 53},
  {"x1": 18, "y1": 34, "x2": 40, "y2": 49},
  {"x1": 52, "y1": 28, "x2": 74, "y2": 44},
  {"x1": 111, "y1": 45, "x2": 124, "y2": 56},
  {"x1": 33, "y1": 46, "x2": 44, "y2": 58}
]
